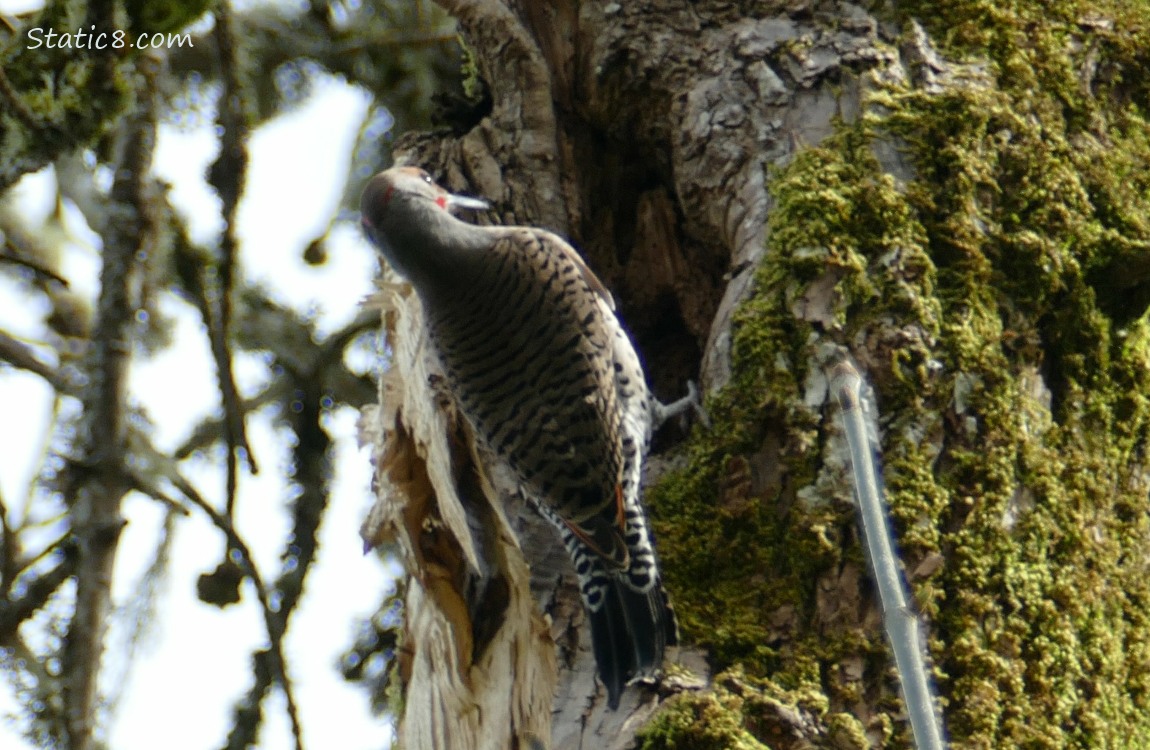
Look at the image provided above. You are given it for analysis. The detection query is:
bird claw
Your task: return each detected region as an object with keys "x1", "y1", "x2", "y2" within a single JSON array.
[
  {"x1": 684, "y1": 380, "x2": 712, "y2": 429},
  {"x1": 655, "y1": 380, "x2": 711, "y2": 430}
]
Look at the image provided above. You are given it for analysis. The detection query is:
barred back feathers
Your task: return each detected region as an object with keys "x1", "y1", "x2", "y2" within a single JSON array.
[{"x1": 361, "y1": 166, "x2": 688, "y2": 709}]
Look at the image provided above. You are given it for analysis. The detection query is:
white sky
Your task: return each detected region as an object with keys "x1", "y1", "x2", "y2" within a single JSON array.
[{"x1": 0, "y1": 12, "x2": 401, "y2": 748}]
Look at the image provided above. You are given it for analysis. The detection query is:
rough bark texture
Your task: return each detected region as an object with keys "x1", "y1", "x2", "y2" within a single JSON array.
[
  {"x1": 366, "y1": 0, "x2": 1150, "y2": 747},
  {"x1": 376, "y1": 1, "x2": 897, "y2": 746}
]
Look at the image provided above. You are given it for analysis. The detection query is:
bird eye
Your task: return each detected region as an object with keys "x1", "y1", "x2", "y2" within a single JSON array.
[{"x1": 420, "y1": 171, "x2": 433, "y2": 185}]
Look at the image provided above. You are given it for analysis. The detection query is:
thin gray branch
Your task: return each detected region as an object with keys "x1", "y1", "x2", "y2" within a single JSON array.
[
  {"x1": 0, "y1": 548, "x2": 76, "y2": 648},
  {"x1": 161, "y1": 463, "x2": 304, "y2": 750},
  {"x1": 61, "y1": 51, "x2": 161, "y2": 750},
  {"x1": 0, "y1": 330, "x2": 63, "y2": 389},
  {"x1": 208, "y1": 0, "x2": 260, "y2": 518},
  {"x1": 0, "y1": 489, "x2": 15, "y2": 599},
  {"x1": 829, "y1": 360, "x2": 946, "y2": 750},
  {"x1": 0, "y1": 66, "x2": 43, "y2": 134},
  {"x1": 0, "y1": 240, "x2": 71, "y2": 286}
]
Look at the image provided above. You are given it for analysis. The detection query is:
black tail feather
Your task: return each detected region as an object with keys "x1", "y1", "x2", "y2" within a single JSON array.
[
  {"x1": 587, "y1": 577, "x2": 675, "y2": 709},
  {"x1": 588, "y1": 586, "x2": 632, "y2": 710}
]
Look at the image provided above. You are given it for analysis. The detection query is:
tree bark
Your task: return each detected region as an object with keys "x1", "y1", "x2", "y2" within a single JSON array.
[
  {"x1": 373, "y1": 1, "x2": 895, "y2": 746},
  {"x1": 366, "y1": 0, "x2": 1150, "y2": 747}
]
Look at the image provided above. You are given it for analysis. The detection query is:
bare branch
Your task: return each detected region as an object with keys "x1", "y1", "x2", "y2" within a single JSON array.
[
  {"x1": 173, "y1": 309, "x2": 378, "y2": 460},
  {"x1": 207, "y1": 0, "x2": 260, "y2": 522},
  {"x1": 0, "y1": 330, "x2": 63, "y2": 389},
  {"x1": 0, "y1": 66, "x2": 44, "y2": 134},
  {"x1": 0, "y1": 490, "x2": 15, "y2": 599},
  {"x1": 829, "y1": 359, "x2": 946, "y2": 750},
  {"x1": 60, "y1": 51, "x2": 161, "y2": 750},
  {"x1": 122, "y1": 471, "x2": 191, "y2": 518},
  {"x1": 0, "y1": 240, "x2": 71, "y2": 286},
  {"x1": 164, "y1": 464, "x2": 304, "y2": 750},
  {"x1": 0, "y1": 544, "x2": 76, "y2": 648}
]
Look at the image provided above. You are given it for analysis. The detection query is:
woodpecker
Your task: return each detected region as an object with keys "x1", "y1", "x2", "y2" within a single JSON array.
[{"x1": 361, "y1": 166, "x2": 698, "y2": 709}]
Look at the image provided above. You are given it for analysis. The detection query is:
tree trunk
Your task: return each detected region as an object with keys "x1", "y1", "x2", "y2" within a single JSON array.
[{"x1": 364, "y1": 1, "x2": 1150, "y2": 748}]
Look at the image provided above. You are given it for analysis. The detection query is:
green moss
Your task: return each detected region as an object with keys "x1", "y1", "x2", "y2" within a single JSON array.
[
  {"x1": 650, "y1": 1, "x2": 1150, "y2": 747},
  {"x1": 637, "y1": 669, "x2": 875, "y2": 749},
  {"x1": 637, "y1": 691, "x2": 770, "y2": 750},
  {"x1": 651, "y1": 127, "x2": 939, "y2": 746},
  {"x1": 637, "y1": 669, "x2": 847, "y2": 750},
  {"x1": 124, "y1": 0, "x2": 212, "y2": 35},
  {"x1": 458, "y1": 34, "x2": 484, "y2": 104},
  {"x1": 1, "y1": 0, "x2": 137, "y2": 185}
]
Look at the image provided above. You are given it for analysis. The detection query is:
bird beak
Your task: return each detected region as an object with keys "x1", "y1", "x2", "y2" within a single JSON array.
[{"x1": 446, "y1": 193, "x2": 489, "y2": 212}]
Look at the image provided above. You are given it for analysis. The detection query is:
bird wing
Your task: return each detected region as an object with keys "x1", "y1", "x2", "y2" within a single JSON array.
[
  {"x1": 505, "y1": 229, "x2": 630, "y2": 569},
  {"x1": 537, "y1": 229, "x2": 616, "y2": 311}
]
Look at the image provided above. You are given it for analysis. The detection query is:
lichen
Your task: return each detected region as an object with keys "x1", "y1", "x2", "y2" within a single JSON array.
[
  {"x1": 637, "y1": 667, "x2": 874, "y2": 750},
  {"x1": 648, "y1": 0, "x2": 1150, "y2": 747},
  {"x1": 1, "y1": 0, "x2": 137, "y2": 187},
  {"x1": 636, "y1": 690, "x2": 771, "y2": 750},
  {"x1": 637, "y1": 670, "x2": 787, "y2": 750}
]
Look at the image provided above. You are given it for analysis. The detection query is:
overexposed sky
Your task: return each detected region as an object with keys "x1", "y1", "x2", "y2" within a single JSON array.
[{"x1": 0, "y1": 20, "x2": 400, "y2": 748}]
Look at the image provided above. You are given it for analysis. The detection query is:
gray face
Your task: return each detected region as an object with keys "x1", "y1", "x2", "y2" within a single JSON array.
[
  {"x1": 359, "y1": 168, "x2": 444, "y2": 277},
  {"x1": 361, "y1": 167, "x2": 488, "y2": 231},
  {"x1": 360, "y1": 168, "x2": 438, "y2": 239},
  {"x1": 359, "y1": 167, "x2": 490, "y2": 290}
]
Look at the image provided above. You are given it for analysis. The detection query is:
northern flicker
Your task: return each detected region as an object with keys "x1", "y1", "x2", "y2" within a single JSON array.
[{"x1": 361, "y1": 166, "x2": 698, "y2": 709}]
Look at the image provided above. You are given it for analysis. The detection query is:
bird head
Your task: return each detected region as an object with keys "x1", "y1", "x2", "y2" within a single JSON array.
[
  {"x1": 360, "y1": 166, "x2": 488, "y2": 245},
  {"x1": 359, "y1": 166, "x2": 491, "y2": 289}
]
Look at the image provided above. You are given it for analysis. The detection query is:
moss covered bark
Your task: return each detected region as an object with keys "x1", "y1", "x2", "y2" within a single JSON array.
[
  {"x1": 0, "y1": 0, "x2": 146, "y2": 189},
  {"x1": 644, "y1": 1, "x2": 1150, "y2": 747}
]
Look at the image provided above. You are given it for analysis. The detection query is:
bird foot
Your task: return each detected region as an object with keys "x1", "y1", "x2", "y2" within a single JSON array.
[{"x1": 655, "y1": 380, "x2": 711, "y2": 430}]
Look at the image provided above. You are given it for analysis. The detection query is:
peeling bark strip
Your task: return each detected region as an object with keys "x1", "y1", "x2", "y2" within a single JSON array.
[{"x1": 364, "y1": 278, "x2": 555, "y2": 749}]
